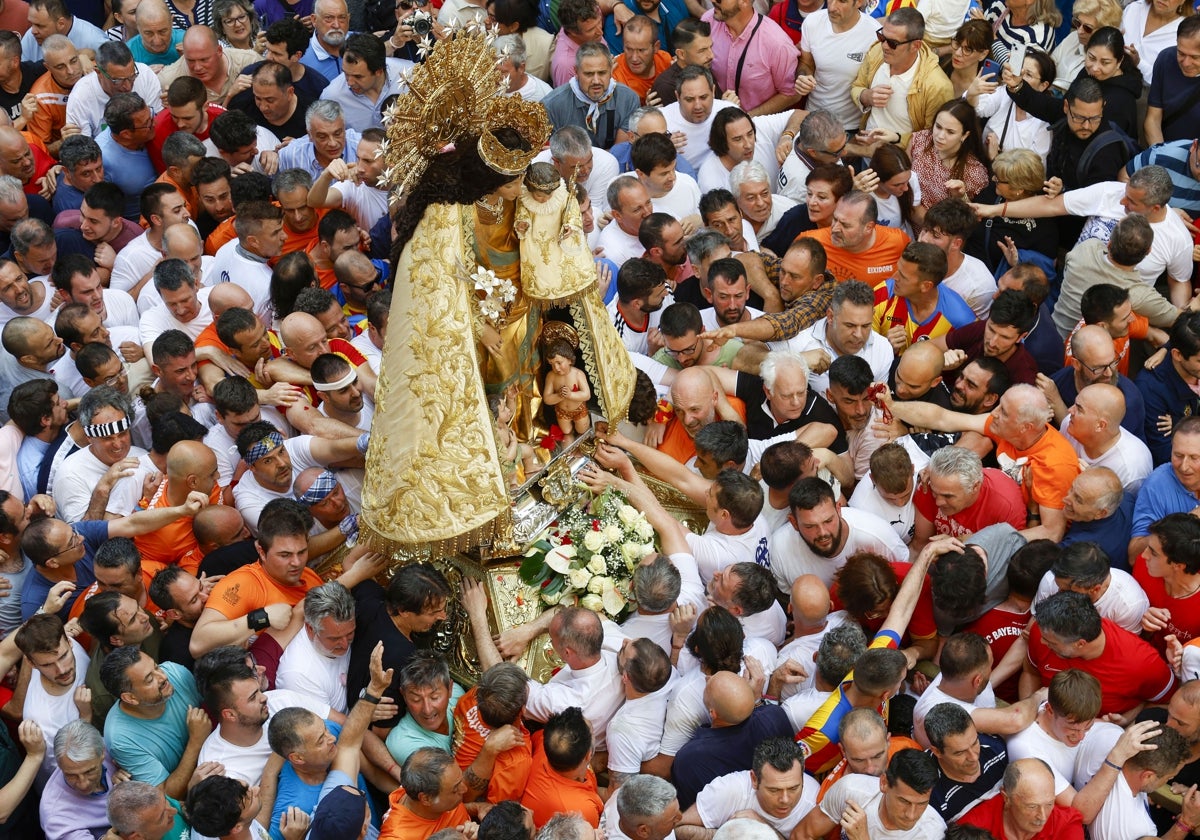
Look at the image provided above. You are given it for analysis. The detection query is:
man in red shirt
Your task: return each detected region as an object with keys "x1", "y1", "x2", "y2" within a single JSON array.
[
  {"x1": 0, "y1": 126, "x2": 53, "y2": 196},
  {"x1": 911, "y1": 445, "x2": 1026, "y2": 553},
  {"x1": 1134, "y1": 512, "x2": 1200, "y2": 655},
  {"x1": 959, "y1": 758, "x2": 1084, "y2": 840},
  {"x1": 1023, "y1": 590, "x2": 1176, "y2": 718},
  {"x1": 147, "y1": 76, "x2": 225, "y2": 172}
]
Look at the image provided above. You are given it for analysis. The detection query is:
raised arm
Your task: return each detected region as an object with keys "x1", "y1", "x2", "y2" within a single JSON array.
[
  {"x1": 331, "y1": 641, "x2": 393, "y2": 779},
  {"x1": 579, "y1": 462, "x2": 691, "y2": 556},
  {"x1": 882, "y1": 394, "x2": 990, "y2": 436},
  {"x1": 601, "y1": 432, "x2": 710, "y2": 505}
]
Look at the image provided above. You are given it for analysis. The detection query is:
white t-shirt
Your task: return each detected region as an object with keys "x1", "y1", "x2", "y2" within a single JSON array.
[
  {"x1": 740, "y1": 600, "x2": 788, "y2": 647},
  {"x1": 606, "y1": 681, "x2": 673, "y2": 774},
  {"x1": 848, "y1": 475, "x2": 916, "y2": 545},
  {"x1": 787, "y1": 318, "x2": 893, "y2": 394},
  {"x1": 767, "y1": 507, "x2": 910, "y2": 592},
  {"x1": 232, "y1": 436, "x2": 323, "y2": 534},
  {"x1": 686, "y1": 515, "x2": 774, "y2": 583},
  {"x1": 1072, "y1": 722, "x2": 1150, "y2": 840},
  {"x1": 138, "y1": 286, "x2": 214, "y2": 345},
  {"x1": 102, "y1": 288, "x2": 141, "y2": 329},
  {"x1": 801, "y1": 11, "x2": 882, "y2": 130},
  {"x1": 334, "y1": 180, "x2": 390, "y2": 232},
  {"x1": 65, "y1": 64, "x2": 162, "y2": 138},
  {"x1": 597, "y1": 222, "x2": 647, "y2": 268},
  {"x1": 198, "y1": 688, "x2": 331, "y2": 784},
  {"x1": 782, "y1": 686, "x2": 833, "y2": 731},
  {"x1": 209, "y1": 240, "x2": 274, "y2": 323},
  {"x1": 1060, "y1": 416, "x2": 1154, "y2": 494},
  {"x1": 651, "y1": 173, "x2": 702, "y2": 222},
  {"x1": 943, "y1": 254, "x2": 997, "y2": 320},
  {"x1": 110, "y1": 231, "x2": 162, "y2": 297},
  {"x1": 1032, "y1": 569, "x2": 1148, "y2": 635},
  {"x1": 1062, "y1": 181, "x2": 1193, "y2": 288},
  {"x1": 697, "y1": 769, "x2": 819, "y2": 835},
  {"x1": 619, "y1": 552, "x2": 707, "y2": 655},
  {"x1": 1004, "y1": 715, "x2": 1079, "y2": 793},
  {"x1": 866, "y1": 60, "x2": 917, "y2": 136},
  {"x1": 976, "y1": 90, "x2": 1053, "y2": 160},
  {"x1": 0, "y1": 278, "x2": 56, "y2": 328},
  {"x1": 275, "y1": 626, "x2": 351, "y2": 714},
  {"x1": 350, "y1": 332, "x2": 382, "y2": 375},
  {"x1": 509, "y1": 73, "x2": 553, "y2": 103},
  {"x1": 874, "y1": 174, "x2": 922, "y2": 239},
  {"x1": 774, "y1": 610, "x2": 852, "y2": 699},
  {"x1": 820, "y1": 774, "x2": 946, "y2": 839},
  {"x1": 911, "y1": 674, "x2": 997, "y2": 749},
  {"x1": 54, "y1": 444, "x2": 152, "y2": 523},
  {"x1": 916, "y1": 0, "x2": 974, "y2": 41},
  {"x1": 24, "y1": 639, "x2": 89, "y2": 775},
  {"x1": 663, "y1": 98, "x2": 735, "y2": 169}
]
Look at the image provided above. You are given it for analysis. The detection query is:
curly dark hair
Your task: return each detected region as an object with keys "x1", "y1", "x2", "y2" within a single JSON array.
[
  {"x1": 627, "y1": 369, "x2": 658, "y2": 425},
  {"x1": 391, "y1": 128, "x2": 532, "y2": 270}
]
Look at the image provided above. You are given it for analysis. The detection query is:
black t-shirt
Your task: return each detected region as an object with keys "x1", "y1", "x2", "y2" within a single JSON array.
[
  {"x1": 159, "y1": 621, "x2": 196, "y2": 672},
  {"x1": 0, "y1": 63, "x2": 44, "y2": 124},
  {"x1": 346, "y1": 580, "x2": 417, "y2": 728},
  {"x1": 930, "y1": 734, "x2": 1009, "y2": 822},
  {"x1": 735, "y1": 370, "x2": 846, "y2": 447},
  {"x1": 198, "y1": 539, "x2": 258, "y2": 578},
  {"x1": 227, "y1": 81, "x2": 318, "y2": 142},
  {"x1": 886, "y1": 356, "x2": 953, "y2": 412}
]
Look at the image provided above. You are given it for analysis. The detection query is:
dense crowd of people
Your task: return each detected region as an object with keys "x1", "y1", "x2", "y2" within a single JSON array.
[{"x1": 0, "y1": 0, "x2": 1195, "y2": 837}]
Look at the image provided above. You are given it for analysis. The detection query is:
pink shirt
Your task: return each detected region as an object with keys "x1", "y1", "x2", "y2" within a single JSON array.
[
  {"x1": 703, "y1": 10, "x2": 798, "y2": 113},
  {"x1": 551, "y1": 31, "x2": 582, "y2": 87}
]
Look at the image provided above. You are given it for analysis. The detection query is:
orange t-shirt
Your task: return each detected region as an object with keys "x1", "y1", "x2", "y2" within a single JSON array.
[
  {"x1": 132, "y1": 481, "x2": 223, "y2": 573},
  {"x1": 1063, "y1": 314, "x2": 1149, "y2": 378},
  {"x1": 205, "y1": 562, "x2": 323, "y2": 619},
  {"x1": 67, "y1": 565, "x2": 166, "y2": 651},
  {"x1": 520, "y1": 731, "x2": 603, "y2": 828},
  {"x1": 205, "y1": 217, "x2": 237, "y2": 256},
  {"x1": 25, "y1": 71, "x2": 69, "y2": 145},
  {"x1": 983, "y1": 415, "x2": 1080, "y2": 512},
  {"x1": 800, "y1": 225, "x2": 910, "y2": 286},
  {"x1": 657, "y1": 396, "x2": 747, "y2": 464},
  {"x1": 276, "y1": 211, "x2": 327, "y2": 262},
  {"x1": 451, "y1": 685, "x2": 533, "y2": 803},
  {"x1": 379, "y1": 787, "x2": 471, "y2": 840},
  {"x1": 155, "y1": 172, "x2": 200, "y2": 221},
  {"x1": 613, "y1": 51, "x2": 673, "y2": 103}
]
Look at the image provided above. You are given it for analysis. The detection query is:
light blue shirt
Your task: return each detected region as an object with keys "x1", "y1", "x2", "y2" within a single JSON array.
[
  {"x1": 323, "y1": 57, "x2": 413, "y2": 133},
  {"x1": 128, "y1": 30, "x2": 186, "y2": 65},
  {"x1": 96, "y1": 129, "x2": 156, "y2": 219},
  {"x1": 1132, "y1": 463, "x2": 1200, "y2": 537},
  {"x1": 277, "y1": 128, "x2": 361, "y2": 180},
  {"x1": 301, "y1": 35, "x2": 342, "y2": 82},
  {"x1": 21, "y1": 16, "x2": 108, "y2": 61},
  {"x1": 104, "y1": 662, "x2": 200, "y2": 786},
  {"x1": 16, "y1": 436, "x2": 46, "y2": 502}
]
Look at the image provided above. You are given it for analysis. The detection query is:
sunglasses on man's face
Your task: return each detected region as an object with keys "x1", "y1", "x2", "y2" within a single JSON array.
[{"x1": 876, "y1": 30, "x2": 917, "y2": 49}]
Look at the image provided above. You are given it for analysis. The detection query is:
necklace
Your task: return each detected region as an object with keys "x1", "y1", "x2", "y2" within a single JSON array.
[{"x1": 475, "y1": 195, "x2": 504, "y2": 219}]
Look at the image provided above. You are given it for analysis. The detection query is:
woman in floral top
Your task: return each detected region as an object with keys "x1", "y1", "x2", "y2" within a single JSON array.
[{"x1": 908, "y1": 99, "x2": 990, "y2": 230}]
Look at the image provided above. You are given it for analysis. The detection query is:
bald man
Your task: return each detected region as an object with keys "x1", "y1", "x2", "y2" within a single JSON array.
[
  {"x1": 672, "y1": 671, "x2": 793, "y2": 809},
  {"x1": 0, "y1": 126, "x2": 54, "y2": 198},
  {"x1": 332, "y1": 249, "x2": 379, "y2": 322},
  {"x1": 162, "y1": 222, "x2": 208, "y2": 287},
  {"x1": 129, "y1": 1, "x2": 180, "y2": 67},
  {"x1": 192, "y1": 503, "x2": 255, "y2": 577},
  {"x1": 0, "y1": 316, "x2": 70, "y2": 421},
  {"x1": 26, "y1": 35, "x2": 82, "y2": 155},
  {"x1": 1061, "y1": 384, "x2": 1153, "y2": 494},
  {"x1": 958, "y1": 758, "x2": 1084, "y2": 839},
  {"x1": 772, "y1": 575, "x2": 851, "y2": 702},
  {"x1": 133, "y1": 439, "x2": 220, "y2": 572},
  {"x1": 157, "y1": 26, "x2": 260, "y2": 105},
  {"x1": 1041, "y1": 324, "x2": 1146, "y2": 436},
  {"x1": 658, "y1": 366, "x2": 745, "y2": 464},
  {"x1": 1061, "y1": 467, "x2": 1135, "y2": 570},
  {"x1": 889, "y1": 341, "x2": 951, "y2": 411}
]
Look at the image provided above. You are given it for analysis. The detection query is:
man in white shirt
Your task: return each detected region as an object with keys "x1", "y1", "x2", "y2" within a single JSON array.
[
  {"x1": 730, "y1": 160, "x2": 797, "y2": 241},
  {"x1": 793, "y1": 749, "x2": 947, "y2": 839},
  {"x1": 798, "y1": 0, "x2": 881, "y2": 132},
  {"x1": 606, "y1": 638, "x2": 674, "y2": 790},
  {"x1": 848, "y1": 443, "x2": 918, "y2": 545},
  {"x1": 698, "y1": 108, "x2": 800, "y2": 196},
  {"x1": 13, "y1": 614, "x2": 90, "y2": 775},
  {"x1": 599, "y1": 176, "x2": 658, "y2": 267},
  {"x1": 707, "y1": 562, "x2": 787, "y2": 646},
  {"x1": 919, "y1": 199, "x2": 998, "y2": 320},
  {"x1": 768, "y1": 476, "x2": 909, "y2": 592},
  {"x1": 64, "y1": 42, "x2": 162, "y2": 139},
  {"x1": 663, "y1": 66, "x2": 734, "y2": 169},
  {"x1": 781, "y1": 622, "x2": 867, "y2": 727},
  {"x1": 680, "y1": 739, "x2": 818, "y2": 838},
  {"x1": 633, "y1": 133, "x2": 702, "y2": 228},
  {"x1": 607, "y1": 257, "x2": 671, "y2": 355},
  {"x1": 275, "y1": 581, "x2": 354, "y2": 715},
  {"x1": 1060, "y1": 383, "x2": 1153, "y2": 494},
  {"x1": 50, "y1": 254, "x2": 140, "y2": 331},
  {"x1": 109, "y1": 184, "x2": 191, "y2": 306},
  {"x1": 0, "y1": 258, "x2": 56, "y2": 328},
  {"x1": 138, "y1": 260, "x2": 214, "y2": 352},
  {"x1": 1005, "y1": 668, "x2": 1104, "y2": 795},
  {"x1": 620, "y1": 552, "x2": 708, "y2": 656},
  {"x1": 1032, "y1": 542, "x2": 1149, "y2": 634},
  {"x1": 208, "y1": 201, "x2": 286, "y2": 324},
  {"x1": 789, "y1": 280, "x2": 892, "y2": 393},
  {"x1": 349, "y1": 288, "x2": 387, "y2": 375},
  {"x1": 534, "y1": 125, "x2": 621, "y2": 214},
  {"x1": 602, "y1": 774, "x2": 682, "y2": 840}
]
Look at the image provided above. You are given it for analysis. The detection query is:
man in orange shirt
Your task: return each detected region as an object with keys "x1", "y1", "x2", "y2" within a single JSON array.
[
  {"x1": 306, "y1": 209, "x2": 361, "y2": 291},
  {"x1": 275, "y1": 168, "x2": 327, "y2": 260},
  {"x1": 816, "y1": 708, "x2": 921, "y2": 803},
  {"x1": 155, "y1": 132, "x2": 205, "y2": 220},
  {"x1": 802, "y1": 192, "x2": 910, "y2": 285},
  {"x1": 134, "y1": 440, "x2": 222, "y2": 573},
  {"x1": 380, "y1": 747, "x2": 480, "y2": 840},
  {"x1": 613, "y1": 16, "x2": 672, "y2": 103},
  {"x1": 24, "y1": 34, "x2": 80, "y2": 155},
  {"x1": 658, "y1": 365, "x2": 746, "y2": 464},
  {"x1": 450, "y1": 662, "x2": 534, "y2": 804},
  {"x1": 522, "y1": 707, "x2": 604, "y2": 828},
  {"x1": 189, "y1": 497, "x2": 324, "y2": 657}
]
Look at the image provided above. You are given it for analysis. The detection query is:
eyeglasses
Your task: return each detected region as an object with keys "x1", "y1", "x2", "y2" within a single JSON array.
[
  {"x1": 665, "y1": 340, "x2": 700, "y2": 357},
  {"x1": 1080, "y1": 359, "x2": 1118, "y2": 376},
  {"x1": 1071, "y1": 16, "x2": 1095, "y2": 35},
  {"x1": 101, "y1": 362, "x2": 130, "y2": 388},
  {"x1": 342, "y1": 270, "x2": 384, "y2": 293},
  {"x1": 1066, "y1": 105, "x2": 1102, "y2": 126},
  {"x1": 876, "y1": 30, "x2": 917, "y2": 49},
  {"x1": 50, "y1": 532, "x2": 82, "y2": 559},
  {"x1": 100, "y1": 65, "x2": 138, "y2": 86},
  {"x1": 808, "y1": 136, "x2": 847, "y2": 158},
  {"x1": 223, "y1": 12, "x2": 249, "y2": 25}
]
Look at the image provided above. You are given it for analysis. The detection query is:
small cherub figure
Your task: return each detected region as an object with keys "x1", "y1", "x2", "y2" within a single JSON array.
[
  {"x1": 489, "y1": 388, "x2": 539, "y2": 489},
  {"x1": 541, "y1": 338, "x2": 591, "y2": 443}
]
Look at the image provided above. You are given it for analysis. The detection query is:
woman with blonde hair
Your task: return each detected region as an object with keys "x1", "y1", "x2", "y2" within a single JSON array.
[
  {"x1": 978, "y1": 0, "x2": 1061, "y2": 64},
  {"x1": 1050, "y1": 0, "x2": 1121, "y2": 89},
  {"x1": 979, "y1": 148, "x2": 1059, "y2": 272},
  {"x1": 1124, "y1": 0, "x2": 1192, "y2": 85}
]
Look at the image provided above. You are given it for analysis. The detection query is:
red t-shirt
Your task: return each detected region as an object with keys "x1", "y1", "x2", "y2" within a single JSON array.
[
  {"x1": 830, "y1": 561, "x2": 937, "y2": 641},
  {"x1": 912, "y1": 468, "x2": 1028, "y2": 538},
  {"x1": 964, "y1": 605, "x2": 1030, "y2": 703},
  {"x1": 1132, "y1": 556, "x2": 1200, "y2": 654},
  {"x1": 21, "y1": 135, "x2": 54, "y2": 196},
  {"x1": 147, "y1": 104, "x2": 225, "y2": 172},
  {"x1": 959, "y1": 793, "x2": 1084, "y2": 839},
  {"x1": 1027, "y1": 618, "x2": 1176, "y2": 717}
]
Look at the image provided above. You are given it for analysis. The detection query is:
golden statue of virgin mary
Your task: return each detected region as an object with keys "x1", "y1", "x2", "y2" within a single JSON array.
[{"x1": 360, "y1": 26, "x2": 636, "y2": 558}]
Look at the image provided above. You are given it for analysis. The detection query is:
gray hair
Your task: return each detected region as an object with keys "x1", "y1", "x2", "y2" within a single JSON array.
[
  {"x1": 274, "y1": 167, "x2": 314, "y2": 195},
  {"x1": 493, "y1": 33, "x2": 527, "y2": 67},
  {"x1": 9, "y1": 218, "x2": 53, "y2": 254},
  {"x1": 606, "y1": 174, "x2": 641, "y2": 213},
  {"x1": 1128, "y1": 164, "x2": 1174, "y2": 207},
  {"x1": 53, "y1": 719, "x2": 105, "y2": 764},
  {"x1": 549, "y1": 125, "x2": 592, "y2": 161},
  {"x1": 796, "y1": 109, "x2": 845, "y2": 151},
  {"x1": 927, "y1": 446, "x2": 983, "y2": 493},
  {"x1": 759, "y1": 349, "x2": 808, "y2": 392},
  {"x1": 729, "y1": 160, "x2": 770, "y2": 194},
  {"x1": 96, "y1": 40, "x2": 134, "y2": 71},
  {"x1": 816, "y1": 621, "x2": 868, "y2": 686},
  {"x1": 305, "y1": 99, "x2": 344, "y2": 132},
  {"x1": 1006, "y1": 383, "x2": 1052, "y2": 426},
  {"x1": 41, "y1": 33, "x2": 73, "y2": 55},
  {"x1": 0, "y1": 175, "x2": 24, "y2": 205},
  {"x1": 160, "y1": 131, "x2": 206, "y2": 168},
  {"x1": 616, "y1": 774, "x2": 677, "y2": 820},
  {"x1": 398, "y1": 650, "x2": 452, "y2": 692},
  {"x1": 628, "y1": 105, "x2": 664, "y2": 132},
  {"x1": 537, "y1": 814, "x2": 592, "y2": 840},
  {"x1": 712, "y1": 820, "x2": 781, "y2": 840},
  {"x1": 400, "y1": 747, "x2": 457, "y2": 799},
  {"x1": 632, "y1": 553, "x2": 681, "y2": 613},
  {"x1": 108, "y1": 781, "x2": 164, "y2": 836},
  {"x1": 574, "y1": 40, "x2": 611, "y2": 69},
  {"x1": 684, "y1": 227, "x2": 730, "y2": 267},
  {"x1": 302, "y1": 581, "x2": 355, "y2": 631},
  {"x1": 831, "y1": 279, "x2": 874, "y2": 312},
  {"x1": 153, "y1": 257, "x2": 197, "y2": 293},
  {"x1": 78, "y1": 385, "x2": 134, "y2": 426}
]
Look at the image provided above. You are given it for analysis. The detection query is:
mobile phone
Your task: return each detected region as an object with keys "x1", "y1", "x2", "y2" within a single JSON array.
[
  {"x1": 1008, "y1": 44, "x2": 1026, "y2": 74},
  {"x1": 981, "y1": 58, "x2": 1001, "y2": 78}
]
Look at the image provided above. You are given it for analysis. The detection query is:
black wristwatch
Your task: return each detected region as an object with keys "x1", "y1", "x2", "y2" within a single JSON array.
[
  {"x1": 248, "y1": 608, "x2": 270, "y2": 631},
  {"x1": 359, "y1": 688, "x2": 382, "y2": 704}
]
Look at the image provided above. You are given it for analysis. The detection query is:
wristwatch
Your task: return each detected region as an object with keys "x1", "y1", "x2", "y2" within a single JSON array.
[
  {"x1": 359, "y1": 688, "x2": 382, "y2": 704},
  {"x1": 248, "y1": 608, "x2": 270, "y2": 631}
]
